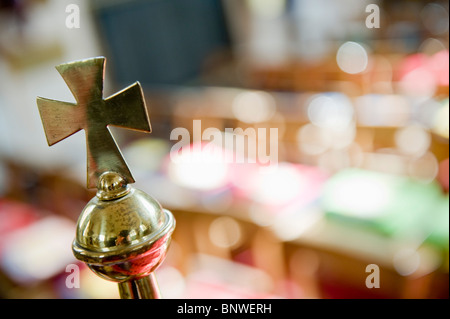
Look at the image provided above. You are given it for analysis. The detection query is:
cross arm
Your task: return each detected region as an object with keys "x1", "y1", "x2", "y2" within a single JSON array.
[
  {"x1": 37, "y1": 97, "x2": 84, "y2": 146},
  {"x1": 105, "y1": 82, "x2": 151, "y2": 133}
]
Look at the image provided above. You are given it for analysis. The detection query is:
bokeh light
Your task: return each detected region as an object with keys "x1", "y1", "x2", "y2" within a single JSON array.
[
  {"x1": 232, "y1": 90, "x2": 277, "y2": 124},
  {"x1": 0, "y1": 217, "x2": 76, "y2": 283},
  {"x1": 393, "y1": 248, "x2": 421, "y2": 276},
  {"x1": 157, "y1": 266, "x2": 187, "y2": 299},
  {"x1": 420, "y1": 3, "x2": 449, "y2": 35},
  {"x1": 419, "y1": 38, "x2": 446, "y2": 56},
  {"x1": 395, "y1": 124, "x2": 431, "y2": 157},
  {"x1": 355, "y1": 94, "x2": 410, "y2": 127},
  {"x1": 168, "y1": 142, "x2": 229, "y2": 191},
  {"x1": 297, "y1": 123, "x2": 331, "y2": 156},
  {"x1": 432, "y1": 99, "x2": 449, "y2": 138},
  {"x1": 399, "y1": 65, "x2": 436, "y2": 98},
  {"x1": 428, "y1": 50, "x2": 449, "y2": 86},
  {"x1": 398, "y1": 50, "x2": 449, "y2": 97},
  {"x1": 246, "y1": 163, "x2": 307, "y2": 206},
  {"x1": 336, "y1": 41, "x2": 369, "y2": 74},
  {"x1": 323, "y1": 170, "x2": 394, "y2": 219},
  {"x1": 209, "y1": 216, "x2": 242, "y2": 249},
  {"x1": 408, "y1": 152, "x2": 439, "y2": 182},
  {"x1": 307, "y1": 93, "x2": 354, "y2": 130}
]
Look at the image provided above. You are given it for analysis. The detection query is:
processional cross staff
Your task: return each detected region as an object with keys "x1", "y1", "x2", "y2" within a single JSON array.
[
  {"x1": 36, "y1": 57, "x2": 175, "y2": 299},
  {"x1": 37, "y1": 56, "x2": 151, "y2": 188}
]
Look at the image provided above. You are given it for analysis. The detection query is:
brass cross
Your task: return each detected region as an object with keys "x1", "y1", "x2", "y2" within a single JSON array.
[{"x1": 37, "y1": 57, "x2": 151, "y2": 189}]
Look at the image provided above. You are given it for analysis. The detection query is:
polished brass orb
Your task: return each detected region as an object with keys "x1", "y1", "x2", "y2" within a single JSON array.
[
  {"x1": 72, "y1": 172, "x2": 175, "y2": 284},
  {"x1": 96, "y1": 171, "x2": 131, "y2": 200}
]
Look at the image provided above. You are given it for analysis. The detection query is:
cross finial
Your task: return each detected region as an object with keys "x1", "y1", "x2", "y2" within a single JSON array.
[{"x1": 37, "y1": 57, "x2": 151, "y2": 189}]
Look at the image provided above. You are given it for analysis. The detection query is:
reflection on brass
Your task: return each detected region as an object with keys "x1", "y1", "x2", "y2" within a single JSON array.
[
  {"x1": 37, "y1": 56, "x2": 151, "y2": 189},
  {"x1": 118, "y1": 274, "x2": 161, "y2": 299},
  {"x1": 72, "y1": 172, "x2": 175, "y2": 297},
  {"x1": 37, "y1": 57, "x2": 175, "y2": 299}
]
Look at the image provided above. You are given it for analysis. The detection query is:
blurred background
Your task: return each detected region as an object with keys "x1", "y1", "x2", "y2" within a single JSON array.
[{"x1": 0, "y1": 0, "x2": 448, "y2": 299}]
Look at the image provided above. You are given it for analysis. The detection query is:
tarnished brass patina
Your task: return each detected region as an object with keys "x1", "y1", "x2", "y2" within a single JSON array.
[{"x1": 37, "y1": 57, "x2": 175, "y2": 299}]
